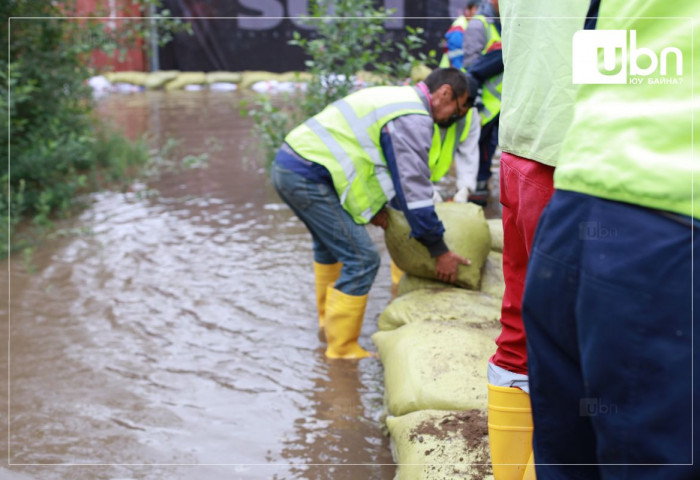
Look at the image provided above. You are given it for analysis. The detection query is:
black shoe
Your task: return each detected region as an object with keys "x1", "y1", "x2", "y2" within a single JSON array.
[{"x1": 468, "y1": 181, "x2": 489, "y2": 206}]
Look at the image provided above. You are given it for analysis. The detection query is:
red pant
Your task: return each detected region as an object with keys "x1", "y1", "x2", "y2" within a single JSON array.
[{"x1": 490, "y1": 152, "x2": 554, "y2": 375}]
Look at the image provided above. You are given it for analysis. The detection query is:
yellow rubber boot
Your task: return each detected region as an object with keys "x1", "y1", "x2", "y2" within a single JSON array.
[
  {"x1": 487, "y1": 384, "x2": 536, "y2": 480},
  {"x1": 523, "y1": 451, "x2": 536, "y2": 480},
  {"x1": 324, "y1": 287, "x2": 371, "y2": 359},
  {"x1": 390, "y1": 259, "x2": 404, "y2": 286},
  {"x1": 313, "y1": 262, "x2": 342, "y2": 329}
]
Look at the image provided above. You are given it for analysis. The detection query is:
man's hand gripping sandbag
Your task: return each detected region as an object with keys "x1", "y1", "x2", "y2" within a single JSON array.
[{"x1": 384, "y1": 202, "x2": 491, "y2": 289}]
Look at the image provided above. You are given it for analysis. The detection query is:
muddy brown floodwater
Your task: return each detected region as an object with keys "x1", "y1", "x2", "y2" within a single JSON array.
[{"x1": 0, "y1": 90, "x2": 501, "y2": 480}]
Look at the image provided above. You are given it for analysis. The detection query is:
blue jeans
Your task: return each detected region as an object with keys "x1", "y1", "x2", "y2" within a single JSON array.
[
  {"x1": 271, "y1": 156, "x2": 380, "y2": 296},
  {"x1": 522, "y1": 190, "x2": 699, "y2": 479}
]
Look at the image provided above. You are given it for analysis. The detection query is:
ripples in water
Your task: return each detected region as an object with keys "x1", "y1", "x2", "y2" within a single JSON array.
[{"x1": 2, "y1": 91, "x2": 396, "y2": 479}]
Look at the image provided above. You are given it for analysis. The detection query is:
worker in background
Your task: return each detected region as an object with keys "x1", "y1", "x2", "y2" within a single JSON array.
[
  {"x1": 272, "y1": 68, "x2": 471, "y2": 359},
  {"x1": 462, "y1": 0, "x2": 502, "y2": 206},
  {"x1": 486, "y1": 0, "x2": 589, "y2": 478},
  {"x1": 439, "y1": 0, "x2": 481, "y2": 69},
  {"x1": 521, "y1": 1, "x2": 698, "y2": 478},
  {"x1": 430, "y1": 99, "x2": 481, "y2": 203}
]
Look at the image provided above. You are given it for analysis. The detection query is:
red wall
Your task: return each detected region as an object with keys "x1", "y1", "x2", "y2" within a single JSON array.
[{"x1": 75, "y1": 0, "x2": 146, "y2": 72}]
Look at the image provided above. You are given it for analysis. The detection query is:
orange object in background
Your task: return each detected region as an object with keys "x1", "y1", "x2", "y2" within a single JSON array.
[{"x1": 75, "y1": 0, "x2": 146, "y2": 72}]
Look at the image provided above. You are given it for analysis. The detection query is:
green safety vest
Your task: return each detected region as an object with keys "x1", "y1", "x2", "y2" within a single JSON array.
[
  {"x1": 498, "y1": 0, "x2": 589, "y2": 166},
  {"x1": 555, "y1": 0, "x2": 697, "y2": 218},
  {"x1": 428, "y1": 108, "x2": 475, "y2": 182},
  {"x1": 471, "y1": 14, "x2": 502, "y2": 125},
  {"x1": 439, "y1": 15, "x2": 469, "y2": 68},
  {"x1": 285, "y1": 86, "x2": 430, "y2": 224}
]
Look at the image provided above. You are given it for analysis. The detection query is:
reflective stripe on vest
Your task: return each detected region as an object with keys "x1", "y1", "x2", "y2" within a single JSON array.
[
  {"x1": 428, "y1": 108, "x2": 475, "y2": 182},
  {"x1": 284, "y1": 86, "x2": 430, "y2": 224}
]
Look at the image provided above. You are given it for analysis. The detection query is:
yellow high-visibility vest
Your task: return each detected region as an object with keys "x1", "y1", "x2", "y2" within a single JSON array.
[
  {"x1": 285, "y1": 86, "x2": 430, "y2": 224},
  {"x1": 428, "y1": 108, "x2": 475, "y2": 182}
]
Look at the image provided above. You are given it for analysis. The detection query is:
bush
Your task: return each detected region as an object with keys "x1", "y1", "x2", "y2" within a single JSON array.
[{"x1": 0, "y1": 1, "x2": 181, "y2": 258}]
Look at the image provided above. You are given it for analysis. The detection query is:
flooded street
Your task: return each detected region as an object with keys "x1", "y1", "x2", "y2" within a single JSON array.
[{"x1": 1, "y1": 91, "x2": 399, "y2": 479}]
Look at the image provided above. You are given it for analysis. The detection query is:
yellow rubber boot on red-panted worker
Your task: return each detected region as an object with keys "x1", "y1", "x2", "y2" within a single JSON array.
[
  {"x1": 324, "y1": 286, "x2": 372, "y2": 359},
  {"x1": 522, "y1": 451, "x2": 536, "y2": 480},
  {"x1": 390, "y1": 259, "x2": 404, "y2": 286},
  {"x1": 488, "y1": 384, "x2": 536, "y2": 480},
  {"x1": 313, "y1": 262, "x2": 342, "y2": 330}
]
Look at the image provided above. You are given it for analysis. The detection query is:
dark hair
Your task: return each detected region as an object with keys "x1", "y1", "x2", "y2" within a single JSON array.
[
  {"x1": 466, "y1": 0, "x2": 480, "y2": 8},
  {"x1": 423, "y1": 67, "x2": 470, "y2": 99}
]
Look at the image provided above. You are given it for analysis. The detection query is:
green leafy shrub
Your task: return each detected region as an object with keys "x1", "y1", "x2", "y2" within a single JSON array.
[{"x1": 0, "y1": 0, "x2": 182, "y2": 258}]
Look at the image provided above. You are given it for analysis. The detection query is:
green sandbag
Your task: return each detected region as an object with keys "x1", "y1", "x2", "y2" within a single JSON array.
[
  {"x1": 356, "y1": 69, "x2": 390, "y2": 85},
  {"x1": 385, "y1": 202, "x2": 491, "y2": 290},
  {"x1": 372, "y1": 321, "x2": 498, "y2": 415},
  {"x1": 144, "y1": 70, "x2": 179, "y2": 89},
  {"x1": 277, "y1": 71, "x2": 313, "y2": 82},
  {"x1": 396, "y1": 274, "x2": 451, "y2": 296},
  {"x1": 238, "y1": 70, "x2": 283, "y2": 89},
  {"x1": 206, "y1": 71, "x2": 242, "y2": 84},
  {"x1": 410, "y1": 63, "x2": 433, "y2": 83},
  {"x1": 481, "y1": 251, "x2": 505, "y2": 300},
  {"x1": 165, "y1": 72, "x2": 207, "y2": 91},
  {"x1": 387, "y1": 409, "x2": 493, "y2": 480},
  {"x1": 487, "y1": 218, "x2": 503, "y2": 252},
  {"x1": 104, "y1": 71, "x2": 149, "y2": 85},
  {"x1": 378, "y1": 288, "x2": 500, "y2": 332}
]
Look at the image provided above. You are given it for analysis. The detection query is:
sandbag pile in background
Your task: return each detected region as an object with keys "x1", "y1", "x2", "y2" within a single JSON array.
[
  {"x1": 375, "y1": 206, "x2": 505, "y2": 479},
  {"x1": 90, "y1": 70, "x2": 309, "y2": 94},
  {"x1": 87, "y1": 64, "x2": 434, "y2": 97}
]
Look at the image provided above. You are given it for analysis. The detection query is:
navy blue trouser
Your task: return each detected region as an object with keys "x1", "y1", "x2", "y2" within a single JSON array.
[
  {"x1": 477, "y1": 114, "x2": 499, "y2": 183},
  {"x1": 522, "y1": 190, "x2": 699, "y2": 479}
]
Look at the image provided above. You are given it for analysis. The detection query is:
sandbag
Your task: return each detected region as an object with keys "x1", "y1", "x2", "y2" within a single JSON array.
[
  {"x1": 356, "y1": 69, "x2": 390, "y2": 86},
  {"x1": 206, "y1": 71, "x2": 243, "y2": 84},
  {"x1": 396, "y1": 274, "x2": 451, "y2": 296},
  {"x1": 144, "y1": 70, "x2": 179, "y2": 89},
  {"x1": 385, "y1": 202, "x2": 491, "y2": 289},
  {"x1": 387, "y1": 409, "x2": 493, "y2": 480},
  {"x1": 378, "y1": 288, "x2": 500, "y2": 332},
  {"x1": 398, "y1": 256, "x2": 505, "y2": 300},
  {"x1": 165, "y1": 72, "x2": 207, "y2": 91},
  {"x1": 481, "y1": 251, "x2": 505, "y2": 299},
  {"x1": 238, "y1": 71, "x2": 283, "y2": 89},
  {"x1": 277, "y1": 71, "x2": 313, "y2": 82},
  {"x1": 410, "y1": 63, "x2": 433, "y2": 83},
  {"x1": 104, "y1": 71, "x2": 149, "y2": 85},
  {"x1": 487, "y1": 218, "x2": 503, "y2": 252},
  {"x1": 372, "y1": 321, "x2": 497, "y2": 415}
]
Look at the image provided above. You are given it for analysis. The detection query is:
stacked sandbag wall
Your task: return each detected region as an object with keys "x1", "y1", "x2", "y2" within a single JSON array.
[
  {"x1": 375, "y1": 203, "x2": 505, "y2": 479},
  {"x1": 97, "y1": 70, "x2": 311, "y2": 93},
  {"x1": 89, "y1": 65, "x2": 432, "y2": 95}
]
